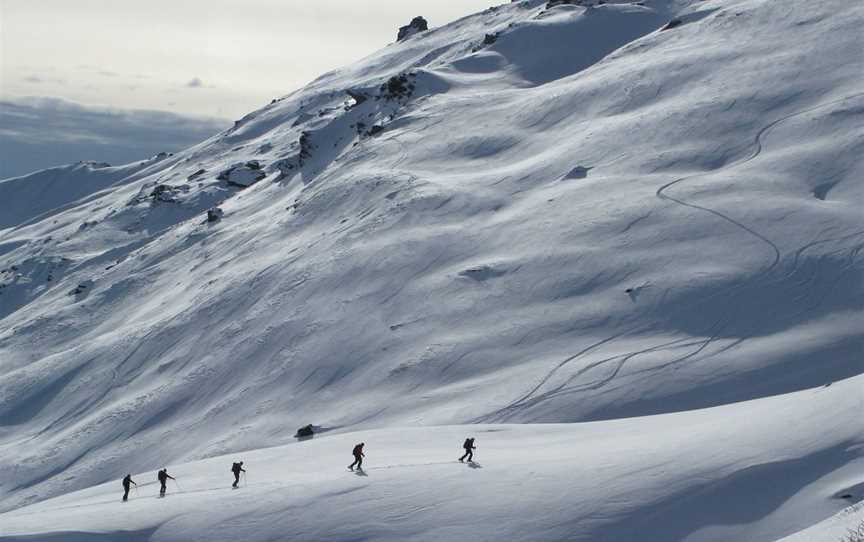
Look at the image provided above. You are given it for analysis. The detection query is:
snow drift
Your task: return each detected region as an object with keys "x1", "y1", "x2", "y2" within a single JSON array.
[{"x1": 1, "y1": 0, "x2": 862, "y2": 540}]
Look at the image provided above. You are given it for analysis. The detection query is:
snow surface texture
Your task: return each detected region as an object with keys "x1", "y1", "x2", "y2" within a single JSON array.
[
  {"x1": 1, "y1": 0, "x2": 862, "y2": 540},
  {"x1": 780, "y1": 502, "x2": 864, "y2": 542},
  {"x1": 1, "y1": 381, "x2": 861, "y2": 542}
]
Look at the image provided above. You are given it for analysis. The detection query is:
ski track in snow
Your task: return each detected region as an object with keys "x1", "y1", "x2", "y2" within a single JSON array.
[
  {"x1": 483, "y1": 92, "x2": 864, "y2": 423},
  {"x1": 657, "y1": 92, "x2": 864, "y2": 276},
  {"x1": 1, "y1": 0, "x2": 863, "y2": 540}
]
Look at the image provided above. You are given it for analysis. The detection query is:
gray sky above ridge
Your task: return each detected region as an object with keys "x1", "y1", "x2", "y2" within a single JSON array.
[{"x1": 1, "y1": 0, "x2": 500, "y2": 120}]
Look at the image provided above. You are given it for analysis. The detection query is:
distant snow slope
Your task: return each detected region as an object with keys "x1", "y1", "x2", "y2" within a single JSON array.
[
  {"x1": 1, "y1": 0, "x2": 862, "y2": 540},
  {"x1": 0, "y1": 157, "x2": 167, "y2": 231}
]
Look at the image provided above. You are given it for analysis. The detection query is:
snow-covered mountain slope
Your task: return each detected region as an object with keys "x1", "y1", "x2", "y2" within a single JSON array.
[
  {"x1": 2, "y1": 377, "x2": 862, "y2": 542},
  {"x1": 1, "y1": 0, "x2": 862, "y2": 539},
  {"x1": 0, "y1": 156, "x2": 171, "y2": 231}
]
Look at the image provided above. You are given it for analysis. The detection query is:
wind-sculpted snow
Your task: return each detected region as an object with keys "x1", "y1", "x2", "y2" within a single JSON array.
[
  {"x1": 1, "y1": 381, "x2": 862, "y2": 542},
  {"x1": 1, "y1": 0, "x2": 863, "y2": 539}
]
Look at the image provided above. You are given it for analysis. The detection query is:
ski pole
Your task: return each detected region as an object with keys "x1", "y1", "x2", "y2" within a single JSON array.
[
  {"x1": 173, "y1": 479, "x2": 182, "y2": 492},
  {"x1": 134, "y1": 485, "x2": 140, "y2": 497},
  {"x1": 243, "y1": 471, "x2": 247, "y2": 487}
]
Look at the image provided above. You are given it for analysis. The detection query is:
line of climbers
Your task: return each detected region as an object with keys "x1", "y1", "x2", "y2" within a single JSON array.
[{"x1": 120, "y1": 438, "x2": 476, "y2": 501}]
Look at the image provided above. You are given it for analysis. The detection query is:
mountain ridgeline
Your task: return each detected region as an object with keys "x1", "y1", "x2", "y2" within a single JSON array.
[{"x1": 1, "y1": 0, "x2": 862, "y2": 540}]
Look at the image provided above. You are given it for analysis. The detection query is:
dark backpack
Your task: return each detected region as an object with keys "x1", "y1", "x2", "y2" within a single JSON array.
[
  {"x1": 353, "y1": 444, "x2": 363, "y2": 456},
  {"x1": 463, "y1": 438, "x2": 473, "y2": 449},
  {"x1": 231, "y1": 462, "x2": 240, "y2": 472}
]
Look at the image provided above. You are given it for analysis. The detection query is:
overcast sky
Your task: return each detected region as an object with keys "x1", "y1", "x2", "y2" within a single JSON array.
[
  {"x1": 1, "y1": 0, "x2": 499, "y2": 119},
  {"x1": 0, "y1": 97, "x2": 229, "y2": 178},
  {"x1": 0, "y1": 1, "x2": 499, "y2": 177}
]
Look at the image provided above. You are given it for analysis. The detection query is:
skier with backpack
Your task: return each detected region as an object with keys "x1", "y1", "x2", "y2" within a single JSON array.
[
  {"x1": 459, "y1": 437, "x2": 476, "y2": 462},
  {"x1": 231, "y1": 461, "x2": 246, "y2": 488},
  {"x1": 121, "y1": 474, "x2": 137, "y2": 502},
  {"x1": 157, "y1": 468, "x2": 175, "y2": 497},
  {"x1": 348, "y1": 442, "x2": 365, "y2": 471}
]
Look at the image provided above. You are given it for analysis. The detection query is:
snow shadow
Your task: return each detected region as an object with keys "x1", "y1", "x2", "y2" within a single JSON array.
[
  {"x1": 835, "y1": 481, "x2": 864, "y2": 504},
  {"x1": 490, "y1": 5, "x2": 667, "y2": 86},
  {"x1": 656, "y1": 253, "x2": 863, "y2": 339},
  {"x1": 602, "y1": 443, "x2": 859, "y2": 542},
  {"x1": 0, "y1": 361, "x2": 90, "y2": 426},
  {"x1": 585, "y1": 340, "x2": 863, "y2": 422}
]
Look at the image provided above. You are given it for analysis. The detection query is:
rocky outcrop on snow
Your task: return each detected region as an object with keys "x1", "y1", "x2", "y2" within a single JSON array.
[
  {"x1": 397, "y1": 16, "x2": 428, "y2": 41},
  {"x1": 294, "y1": 424, "x2": 315, "y2": 438},
  {"x1": 217, "y1": 161, "x2": 267, "y2": 188},
  {"x1": 151, "y1": 184, "x2": 181, "y2": 203},
  {"x1": 564, "y1": 165, "x2": 592, "y2": 179},
  {"x1": 380, "y1": 73, "x2": 416, "y2": 101},
  {"x1": 187, "y1": 168, "x2": 206, "y2": 181},
  {"x1": 129, "y1": 183, "x2": 189, "y2": 205},
  {"x1": 1, "y1": 1, "x2": 862, "y2": 540},
  {"x1": 68, "y1": 280, "x2": 94, "y2": 297},
  {"x1": 76, "y1": 160, "x2": 111, "y2": 169},
  {"x1": 345, "y1": 90, "x2": 368, "y2": 110},
  {"x1": 271, "y1": 158, "x2": 296, "y2": 181},
  {"x1": 207, "y1": 207, "x2": 224, "y2": 222}
]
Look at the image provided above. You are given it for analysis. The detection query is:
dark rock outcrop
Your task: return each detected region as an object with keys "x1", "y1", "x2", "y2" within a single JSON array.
[
  {"x1": 295, "y1": 424, "x2": 315, "y2": 438},
  {"x1": 218, "y1": 161, "x2": 267, "y2": 188},
  {"x1": 69, "y1": 282, "x2": 91, "y2": 296},
  {"x1": 78, "y1": 160, "x2": 111, "y2": 169},
  {"x1": 187, "y1": 168, "x2": 206, "y2": 181},
  {"x1": 146, "y1": 184, "x2": 184, "y2": 203},
  {"x1": 346, "y1": 90, "x2": 368, "y2": 110},
  {"x1": 397, "y1": 16, "x2": 428, "y2": 41},
  {"x1": 272, "y1": 158, "x2": 296, "y2": 181},
  {"x1": 299, "y1": 132, "x2": 313, "y2": 166},
  {"x1": 380, "y1": 73, "x2": 416, "y2": 100},
  {"x1": 128, "y1": 183, "x2": 190, "y2": 205},
  {"x1": 564, "y1": 165, "x2": 592, "y2": 179},
  {"x1": 207, "y1": 207, "x2": 224, "y2": 222}
]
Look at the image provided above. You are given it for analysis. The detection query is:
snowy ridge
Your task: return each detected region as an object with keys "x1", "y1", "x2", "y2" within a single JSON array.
[
  {"x1": 1, "y1": 0, "x2": 863, "y2": 540},
  {"x1": 0, "y1": 156, "x2": 171, "y2": 231}
]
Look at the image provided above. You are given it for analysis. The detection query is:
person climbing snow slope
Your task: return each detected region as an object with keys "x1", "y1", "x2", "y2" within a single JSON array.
[
  {"x1": 157, "y1": 468, "x2": 175, "y2": 497},
  {"x1": 231, "y1": 461, "x2": 245, "y2": 488},
  {"x1": 459, "y1": 437, "x2": 476, "y2": 462},
  {"x1": 348, "y1": 442, "x2": 365, "y2": 471},
  {"x1": 121, "y1": 474, "x2": 136, "y2": 502}
]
